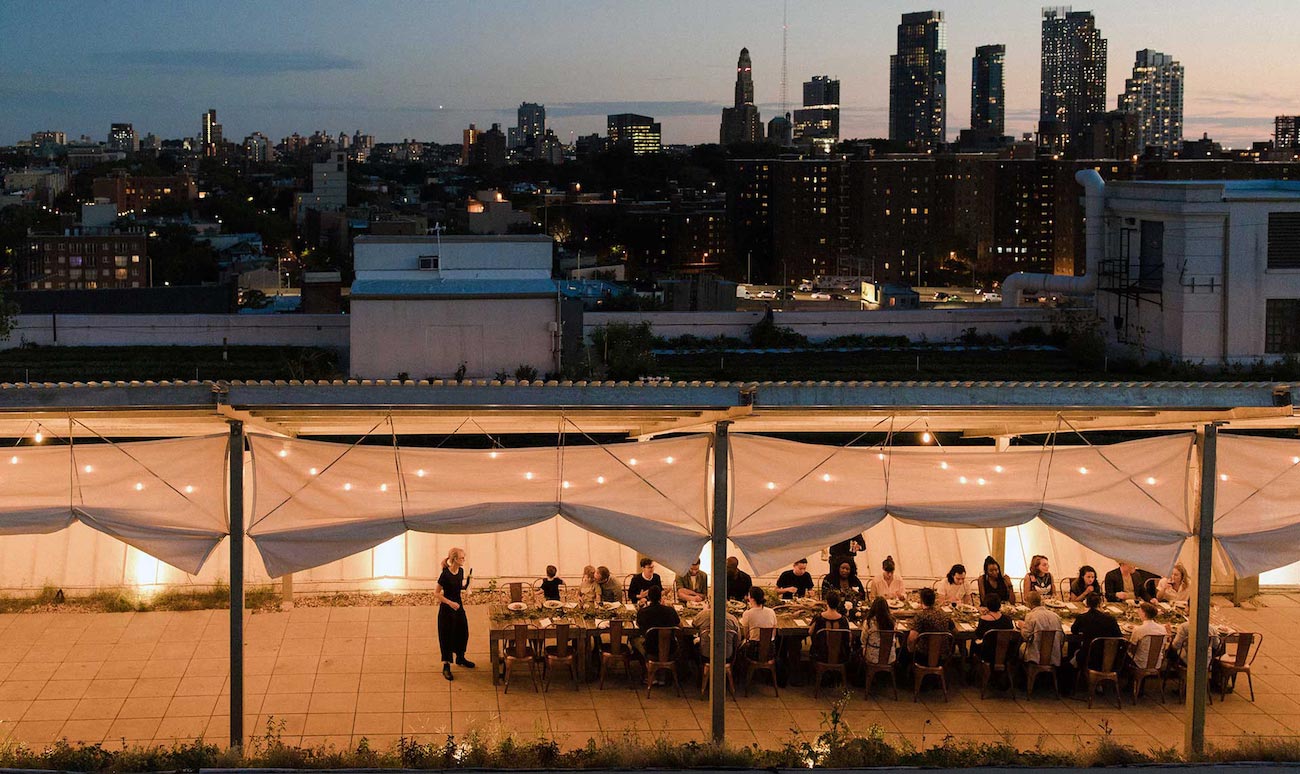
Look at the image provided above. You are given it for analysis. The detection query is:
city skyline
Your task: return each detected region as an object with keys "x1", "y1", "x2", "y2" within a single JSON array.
[{"x1": 1, "y1": 0, "x2": 1296, "y2": 148}]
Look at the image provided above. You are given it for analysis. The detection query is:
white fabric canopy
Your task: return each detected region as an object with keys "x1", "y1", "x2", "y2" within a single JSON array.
[
  {"x1": 0, "y1": 435, "x2": 229, "y2": 574},
  {"x1": 248, "y1": 434, "x2": 711, "y2": 577},
  {"x1": 728, "y1": 434, "x2": 1194, "y2": 576},
  {"x1": 1215, "y1": 435, "x2": 1300, "y2": 577}
]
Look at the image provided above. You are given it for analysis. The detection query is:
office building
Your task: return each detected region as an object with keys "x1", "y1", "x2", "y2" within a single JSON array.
[
  {"x1": 608, "y1": 113, "x2": 662, "y2": 155},
  {"x1": 243, "y1": 132, "x2": 273, "y2": 163},
  {"x1": 793, "y1": 76, "x2": 840, "y2": 153},
  {"x1": 889, "y1": 11, "x2": 947, "y2": 150},
  {"x1": 720, "y1": 48, "x2": 764, "y2": 145},
  {"x1": 509, "y1": 102, "x2": 546, "y2": 149},
  {"x1": 1276, "y1": 116, "x2": 1299, "y2": 150},
  {"x1": 1040, "y1": 7, "x2": 1107, "y2": 153},
  {"x1": 30, "y1": 130, "x2": 66, "y2": 146},
  {"x1": 201, "y1": 109, "x2": 222, "y2": 156},
  {"x1": 107, "y1": 123, "x2": 138, "y2": 153},
  {"x1": 767, "y1": 113, "x2": 793, "y2": 147},
  {"x1": 1118, "y1": 49, "x2": 1184, "y2": 154},
  {"x1": 970, "y1": 45, "x2": 1005, "y2": 135}
]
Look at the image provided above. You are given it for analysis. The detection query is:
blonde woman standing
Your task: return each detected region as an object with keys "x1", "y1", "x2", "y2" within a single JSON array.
[{"x1": 435, "y1": 547, "x2": 474, "y2": 680}]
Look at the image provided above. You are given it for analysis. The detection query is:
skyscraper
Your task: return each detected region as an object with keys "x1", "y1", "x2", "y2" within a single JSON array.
[
  {"x1": 510, "y1": 102, "x2": 546, "y2": 149},
  {"x1": 608, "y1": 114, "x2": 662, "y2": 155},
  {"x1": 201, "y1": 109, "x2": 222, "y2": 156},
  {"x1": 1274, "y1": 116, "x2": 1298, "y2": 150},
  {"x1": 970, "y1": 45, "x2": 1005, "y2": 136},
  {"x1": 793, "y1": 76, "x2": 840, "y2": 153},
  {"x1": 720, "y1": 48, "x2": 763, "y2": 145},
  {"x1": 461, "y1": 124, "x2": 479, "y2": 165},
  {"x1": 107, "y1": 123, "x2": 138, "y2": 153},
  {"x1": 1118, "y1": 49, "x2": 1184, "y2": 154},
  {"x1": 889, "y1": 11, "x2": 946, "y2": 150},
  {"x1": 1039, "y1": 7, "x2": 1107, "y2": 153}
]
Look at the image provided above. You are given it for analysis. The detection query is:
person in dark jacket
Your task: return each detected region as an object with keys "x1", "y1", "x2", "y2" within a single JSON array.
[
  {"x1": 635, "y1": 586, "x2": 681, "y2": 660},
  {"x1": 1103, "y1": 562, "x2": 1156, "y2": 603},
  {"x1": 725, "y1": 556, "x2": 752, "y2": 602},
  {"x1": 976, "y1": 555, "x2": 1015, "y2": 606},
  {"x1": 1068, "y1": 592, "x2": 1122, "y2": 669}
]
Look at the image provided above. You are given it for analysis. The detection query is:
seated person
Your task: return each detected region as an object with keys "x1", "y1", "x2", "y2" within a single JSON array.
[
  {"x1": 1068, "y1": 592, "x2": 1122, "y2": 669},
  {"x1": 1169, "y1": 620, "x2": 1223, "y2": 670},
  {"x1": 691, "y1": 606, "x2": 741, "y2": 663},
  {"x1": 1128, "y1": 602, "x2": 1169, "y2": 668},
  {"x1": 776, "y1": 558, "x2": 816, "y2": 599},
  {"x1": 725, "y1": 556, "x2": 753, "y2": 602},
  {"x1": 595, "y1": 566, "x2": 621, "y2": 603},
  {"x1": 1018, "y1": 590, "x2": 1063, "y2": 666},
  {"x1": 1156, "y1": 563, "x2": 1192, "y2": 605},
  {"x1": 635, "y1": 586, "x2": 680, "y2": 660},
  {"x1": 540, "y1": 565, "x2": 564, "y2": 601},
  {"x1": 977, "y1": 555, "x2": 1015, "y2": 606},
  {"x1": 907, "y1": 587, "x2": 954, "y2": 652},
  {"x1": 676, "y1": 558, "x2": 709, "y2": 603},
  {"x1": 936, "y1": 564, "x2": 971, "y2": 605},
  {"x1": 1070, "y1": 565, "x2": 1102, "y2": 602},
  {"x1": 1104, "y1": 561, "x2": 1156, "y2": 603},
  {"x1": 867, "y1": 556, "x2": 906, "y2": 601},
  {"x1": 627, "y1": 557, "x2": 663, "y2": 603},
  {"x1": 578, "y1": 565, "x2": 598, "y2": 604},
  {"x1": 808, "y1": 590, "x2": 850, "y2": 662},
  {"x1": 974, "y1": 594, "x2": 1016, "y2": 663},
  {"x1": 863, "y1": 596, "x2": 897, "y2": 666},
  {"x1": 1023, "y1": 554, "x2": 1055, "y2": 598},
  {"x1": 822, "y1": 557, "x2": 865, "y2": 599},
  {"x1": 739, "y1": 587, "x2": 778, "y2": 657}
]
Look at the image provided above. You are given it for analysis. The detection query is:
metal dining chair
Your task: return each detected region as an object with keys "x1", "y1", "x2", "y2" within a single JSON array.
[
  {"x1": 642, "y1": 625, "x2": 683, "y2": 698},
  {"x1": 863, "y1": 628, "x2": 899, "y2": 700},
  {"x1": 507, "y1": 582, "x2": 525, "y2": 605},
  {"x1": 699, "y1": 628, "x2": 739, "y2": 700},
  {"x1": 598, "y1": 618, "x2": 636, "y2": 689},
  {"x1": 1216, "y1": 631, "x2": 1262, "y2": 701},
  {"x1": 539, "y1": 621, "x2": 579, "y2": 691},
  {"x1": 1023, "y1": 629, "x2": 1062, "y2": 699},
  {"x1": 977, "y1": 629, "x2": 1022, "y2": 699},
  {"x1": 912, "y1": 632, "x2": 954, "y2": 702},
  {"x1": 1130, "y1": 633, "x2": 1166, "y2": 704},
  {"x1": 1084, "y1": 636, "x2": 1127, "y2": 709},
  {"x1": 810, "y1": 627, "x2": 851, "y2": 698},
  {"x1": 502, "y1": 622, "x2": 539, "y2": 694},
  {"x1": 745, "y1": 627, "x2": 779, "y2": 697}
]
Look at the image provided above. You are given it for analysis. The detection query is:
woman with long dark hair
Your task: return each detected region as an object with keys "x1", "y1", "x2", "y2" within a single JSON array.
[{"x1": 435, "y1": 547, "x2": 474, "y2": 680}]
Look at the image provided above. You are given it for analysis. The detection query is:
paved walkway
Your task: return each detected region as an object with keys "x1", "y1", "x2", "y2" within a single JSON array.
[{"x1": 2, "y1": 597, "x2": 1299, "y2": 754}]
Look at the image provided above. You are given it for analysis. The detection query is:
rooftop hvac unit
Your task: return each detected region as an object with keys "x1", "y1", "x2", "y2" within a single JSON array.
[{"x1": 418, "y1": 255, "x2": 439, "y2": 270}]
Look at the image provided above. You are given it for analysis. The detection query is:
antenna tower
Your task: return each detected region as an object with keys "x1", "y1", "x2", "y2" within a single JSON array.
[{"x1": 780, "y1": 0, "x2": 789, "y2": 116}]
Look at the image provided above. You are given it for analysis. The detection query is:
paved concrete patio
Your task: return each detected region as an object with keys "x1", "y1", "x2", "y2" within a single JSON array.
[{"x1": 2, "y1": 596, "x2": 1300, "y2": 754}]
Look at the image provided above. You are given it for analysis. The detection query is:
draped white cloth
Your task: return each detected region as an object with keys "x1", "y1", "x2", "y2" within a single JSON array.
[
  {"x1": 1215, "y1": 435, "x2": 1300, "y2": 577},
  {"x1": 248, "y1": 434, "x2": 712, "y2": 577},
  {"x1": 0, "y1": 435, "x2": 229, "y2": 574},
  {"x1": 728, "y1": 434, "x2": 1194, "y2": 576}
]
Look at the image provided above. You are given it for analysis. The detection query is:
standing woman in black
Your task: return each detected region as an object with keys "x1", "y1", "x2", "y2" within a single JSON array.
[{"x1": 435, "y1": 547, "x2": 474, "y2": 680}]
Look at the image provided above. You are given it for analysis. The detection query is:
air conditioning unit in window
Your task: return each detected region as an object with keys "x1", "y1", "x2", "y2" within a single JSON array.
[{"x1": 418, "y1": 255, "x2": 439, "y2": 270}]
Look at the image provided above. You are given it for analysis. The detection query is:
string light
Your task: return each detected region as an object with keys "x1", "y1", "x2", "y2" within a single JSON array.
[
  {"x1": 134, "y1": 482, "x2": 144, "y2": 491},
  {"x1": 596, "y1": 476, "x2": 606, "y2": 484},
  {"x1": 766, "y1": 481, "x2": 776, "y2": 490},
  {"x1": 822, "y1": 473, "x2": 831, "y2": 482},
  {"x1": 939, "y1": 461, "x2": 948, "y2": 470},
  {"x1": 524, "y1": 472, "x2": 534, "y2": 480},
  {"x1": 562, "y1": 481, "x2": 571, "y2": 489},
  {"x1": 958, "y1": 476, "x2": 968, "y2": 484},
  {"x1": 343, "y1": 483, "x2": 353, "y2": 491},
  {"x1": 877, "y1": 453, "x2": 886, "y2": 461},
  {"x1": 1220, "y1": 473, "x2": 1229, "y2": 481},
  {"x1": 416, "y1": 469, "x2": 426, "y2": 477},
  {"x1": 488, "y1": 451, "x2": 498, "y2": 459},
  {"x1": 33, "y1": 431, "x2": 43, "y2": 444},
  {"x1": 8, "y1": 456, "x2": 16, "y2": 465},
  {"x1": 1145, "y1": 477, "x2": 1157, "y2": 485},
  {"x1": 1292, "y1": 457, "x2": 1299, "y2": 465},
  {"x1": 994, "y1": 465, "x2": 1004, "y2": 473},
  {"x1": 977, "y1": 478, "x2": 986, "y2": 486},
  {"x1": 665, "y1": 456, "x2": 675, "y2": 464},
  {"x1": 83, "y1": 465, "x2": 93, "y2": 473},
  {"x1": 380, "y1": 484, "x2": 388, "y2": 492},
  {"x1": 921, "y1": 432, "x2": 932, "y2": 443},
  {"x1": 629, "y1": 458, "x2": 638, "y2": 466},
  {"x1": 308, "y1": 467, "x2": 318, "y2": 476},
  {"x1": 184, "y1": 485, "x2": 194, "y2": 494},
  {"x1": 1078, "y1": 467, "x2": 1088, "y2": 475},
  {"x1": 278, "y1": 449, "x2": 288, "y2": 458}
]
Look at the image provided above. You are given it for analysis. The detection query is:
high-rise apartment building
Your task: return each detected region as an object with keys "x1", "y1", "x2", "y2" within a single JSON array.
[
  {"x1": 1039, "y1": 7, "x2": 1107, "y2": 153},
  {"x1": 720, "y1": 48, "x2": 763, "y2": 145},
  {"x1": 1119, "y1": 49, "x2": 1184, "y2": 154},
  {"x1": 793, "y1": 76, "x2": 840, "y2": 154},
  {"x1": 243, "y1": 132, "x2": 273, "y2": 163},
  {"x1": 889, "y1": 11, "x2": 947, "y2": 150},
  {"x1": 30, "y1": 131, "x2": 66, "y2": 146},
  {"x1": 293, "y1": 151, "x2": 348, "y2": 224},
  {"x1": 461, "y1": 124, "x2": 479, "y2": 165},
  {"x1": 509, "y1": 102, "x2": 546, "y2": 149},
  {"x1": 970, "y1": 45, "x2": 1005, "y2": 135},
  {"x1": 201, "y1": 109, "x2": 223, "y2": 156},
  {"x1": 107, "y1": 123, "x2": 138, "y2": 153},
  {"x1": 1276, "y1": 116, "x2": 1299, "y2": 149},
  {"x1": 608, "y1": 113, "x2": 662, "y2": 155}
]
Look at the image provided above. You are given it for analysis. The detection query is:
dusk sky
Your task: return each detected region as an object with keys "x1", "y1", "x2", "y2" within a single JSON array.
[{"x1": 2, "y1": 0, "x2": 1296, "y2": 148}]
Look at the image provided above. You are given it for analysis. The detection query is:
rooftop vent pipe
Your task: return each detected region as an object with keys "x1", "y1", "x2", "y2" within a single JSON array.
[{"x1": 1001, "y1": 169, "x2": 1104, "y2": 307}]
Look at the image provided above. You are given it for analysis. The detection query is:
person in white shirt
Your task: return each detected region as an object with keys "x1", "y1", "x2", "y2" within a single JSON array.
[
  {"x1": 1156, "y1": 563, "x2": 1192, "y2": 605},
  {"x1": 867, "y1": 555, "x2": 906, "y2": 601},
  {"x1": 1129, "y1": 602, "x2": 1170, "y2": 669},
  {"x1": 936, "y1": 564, "x2": 971, "y2": 605},
  {"x1": 1017, "y1": 590, "x2": 1063, "y2": 665},
  {"x1": 739, "y1": 587, "x2": 778, "y2": 657}
]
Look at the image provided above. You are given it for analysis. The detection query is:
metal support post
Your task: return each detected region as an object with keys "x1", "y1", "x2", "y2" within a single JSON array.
[
  {"x1": 709, "y1": 421, "x2": 731, "y2": 745},
  {"x1": 991, "y1": 436, "x2": 1011, "y2": 568},
  {"x1": 228, "y1": 421, "x2": 245, "y2": 749},
  {"x1": 1185, "y1": 423, "x2": 1217, "y2": 757}
]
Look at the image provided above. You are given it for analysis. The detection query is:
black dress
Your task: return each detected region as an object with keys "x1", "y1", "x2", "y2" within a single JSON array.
[{"x1": 437, "y1": 566, "x2": 469, "y2": 663}]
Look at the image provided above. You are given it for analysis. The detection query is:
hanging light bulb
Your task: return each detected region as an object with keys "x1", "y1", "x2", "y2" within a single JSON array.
[
  {"x1": 629, "y1": 458, "x2": 638, "y2": 466},
  {"x1": 562, "y1": 480, "x2": 571, "y2": 489},
  {"x1": 343, "y1": 482, "x2": 353, "y2": 491},
  {"x1": 1145, "y1": 477, "x2": 1157, "y2": 485},
  {"x1": 877, "y1": 453, "x2": 886, "y2": 461},
  {"x1": 822, "y1": 473, "x2": 831, "y2": 482},
  {"x1": 524, "y1": 471, "x2": 534, "y2": 480},
  {"x1": 416, "y1": 469, "x2": 426, "y2": 477},
  {"x1": 83, "y1": 465, "x2": 93, "y2": 473},
  {"x1": 380, "y1": 483, "x2": 388, "y2": 492},
  {"x1": 33, "y1": 431, "x2": 43, "y2": 444},
  {"x1": 665, "y1": 456, "x2": 675, "y2": 465},
  {"x1": 308, "y1": 467, "x2": 318, "y2": 476},
  {"x1": 994, "y1": 465, "x2": 1004, "y2": 473},
  {"x1": 766, "y1": 481, "x2": 776, "y2": 490},
  {"x1": 1220, "y1": 473, "x2": 1229, "y2": 481},
  {"x1": 921, "y1": 431, "x2": 932, "y2": 443},
  {"x1": 958, "y1": 476, "x2": 968, "y2": 484},
  {"x1": 278, "y1": 449, "x2": 288, "y2": 458},
  {"x1": 489, "y1": 451, "x2": 498, "y2": 459},
  {"x1": 939, "y1": 461, "x2": 948, "y2": 470},
  {"x1": 134, "y1": 482, "x2": 144, "y2": 491},
  {"x1": 184, "y1": 485, "x2": 194, "y2": 494},
  {"x1": 1078, "y1": 467, "x2": 1088, "y2": 475},
  {"x1": 596, "y1": 476, "x2": 606, "y2": 484}
]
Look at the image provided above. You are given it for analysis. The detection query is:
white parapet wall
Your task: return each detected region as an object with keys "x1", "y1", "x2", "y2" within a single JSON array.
[
  {"x1": 1, "y1": 314, "x2": 351, "y2": 351},
  {"x1": 585, "y1": 307, "x2": 1066, "y2": 343}
]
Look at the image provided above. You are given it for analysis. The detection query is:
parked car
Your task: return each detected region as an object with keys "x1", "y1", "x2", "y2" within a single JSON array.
[{"x1": 810, "y1": 291, "x2": 831, "y2": 300}]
